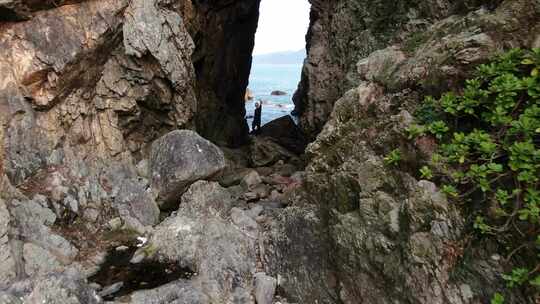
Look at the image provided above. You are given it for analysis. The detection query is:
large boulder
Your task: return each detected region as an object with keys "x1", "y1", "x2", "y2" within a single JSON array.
[
  {"x1": 259, "y1": 115, "x2": 308, "y2": 154},
  {"x1": 143, "y1": 181, "x2": 257, "y2": 303},
  {"x1": 150, "y1": 130, "x2": 226, "y2": 208}
]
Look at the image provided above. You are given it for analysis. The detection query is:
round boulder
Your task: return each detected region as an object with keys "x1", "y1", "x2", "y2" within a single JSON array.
[{"x1": 150, "y1": 130, "x2": 226, "y2": 209}]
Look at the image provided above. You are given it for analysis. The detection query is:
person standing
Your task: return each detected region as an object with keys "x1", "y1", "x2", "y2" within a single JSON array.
[{"x1": 252, "y1": 101, "x2": 262, "y2": 134}]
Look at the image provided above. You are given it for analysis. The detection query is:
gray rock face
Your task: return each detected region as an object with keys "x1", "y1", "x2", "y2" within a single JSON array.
[
  {"x1": 150, "y1": 130, "x2": 226, "y2": 208},
  {"x1": 279, "y1": 0, "x2": 539, "y2": 303},
  {"x1": 114, "y1": 178, "x2": 160, "y2": 226},
  {"x1": 146, "y1": 181, "x2": 257, "y2": 303},
  {"x1": 124, "y1": 280, "x2": 208, "y2": 304},
  {"x1": 24, "y1": 274, "x2": 101, "y2": 304},
  {"x1": 294, "y1": 0, "x2": 506, "y2": 138},
  {"x1": 0, "y1": 199, "x2": 16, "y2": 287}
]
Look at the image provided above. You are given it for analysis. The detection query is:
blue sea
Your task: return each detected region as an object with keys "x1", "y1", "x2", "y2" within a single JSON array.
[{"x1": 245, "y1": 64, "x2": 303, "y2": 128}]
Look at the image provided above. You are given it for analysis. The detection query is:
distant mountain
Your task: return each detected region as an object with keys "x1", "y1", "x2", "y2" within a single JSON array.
[{"x1": 252, "y1": 49, "x2": 306, "y2": 65}]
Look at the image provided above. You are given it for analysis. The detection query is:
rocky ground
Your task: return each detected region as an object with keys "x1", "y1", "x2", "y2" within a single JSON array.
[
  {"x1": 1, "y1": 0, "x2": 539, "y2": 303},
  {"x1": 0, "y1": 114, "x2": 310, "y2": 303}
]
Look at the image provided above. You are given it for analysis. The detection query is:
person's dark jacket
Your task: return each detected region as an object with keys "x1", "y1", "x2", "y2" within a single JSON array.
[{"x1": 252, "y1": 105, "x2": 262, "y2": 130}]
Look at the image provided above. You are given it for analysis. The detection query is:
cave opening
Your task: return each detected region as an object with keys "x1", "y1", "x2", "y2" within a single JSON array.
[{"x1": 244, "y1": 0, "x2": 311, "y2": 133}]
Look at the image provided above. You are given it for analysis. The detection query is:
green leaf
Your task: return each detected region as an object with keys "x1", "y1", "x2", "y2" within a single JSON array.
[
  {"x1": 420, "y1": 166, "x2": 433, "y2": 180},
  {"x1": 442, "y1": 185, "x2": 459, "y2": 198},
  {"x1": 502, "y1": 268, "x2": 529, "y2": 288},
  {"x1": 529, "y1": 275, "x2": 540, "y2": 288},
  {"x1": 384, "y1": 149, "x2": 402, "y2": 167},
  {"x1": 490, "y1": 293, "x2": 505, "y2": 304}
]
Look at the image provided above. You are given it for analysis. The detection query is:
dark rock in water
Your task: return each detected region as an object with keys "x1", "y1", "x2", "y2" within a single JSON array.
[
  {"x1": 259, "y1": 116, "x2": 308, "y2": 154},
  {"x1": 150, "y1": 130, "x2": 226, "y2": 209},
  {"x1": 271, "y1": 90, "x2": 287, "y2": 96}
]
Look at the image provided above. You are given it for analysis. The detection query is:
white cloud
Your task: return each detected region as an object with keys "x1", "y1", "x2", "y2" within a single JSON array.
[{"x1": 253, "y1": 0, "x2": 311, "y2": 55}]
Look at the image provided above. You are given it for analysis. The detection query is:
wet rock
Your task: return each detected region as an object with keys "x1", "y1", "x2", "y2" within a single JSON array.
[
  {"x1": 259, "y1": 116, "x2": 308, "y2": 154},
  {"x1": 150, "y1": 130, "x2": 226, "y2": 208},
  {"x1": 254, "y1": 273, "x2": 277, "y2": 304}
]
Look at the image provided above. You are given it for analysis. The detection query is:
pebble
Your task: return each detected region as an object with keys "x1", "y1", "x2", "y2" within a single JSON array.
[{"x1": 98, "y1": 282, "x2": 124, "y2": 298}]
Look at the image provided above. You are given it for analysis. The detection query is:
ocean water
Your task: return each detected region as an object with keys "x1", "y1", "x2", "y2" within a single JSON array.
[{"x1": 245, "y1": 63, "x2": 303, "y2": 129}]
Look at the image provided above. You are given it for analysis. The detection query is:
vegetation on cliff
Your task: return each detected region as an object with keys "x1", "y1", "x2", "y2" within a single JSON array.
[{"x1": 400, "y1": 48, "x2": 540, "y2": 302}]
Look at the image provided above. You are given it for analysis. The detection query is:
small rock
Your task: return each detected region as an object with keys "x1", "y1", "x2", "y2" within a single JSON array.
[
  {"x1": 136, "y1": 236, "x2": 148, "y2": 247},
  {"x1": 115, "y1": 246, "x2": 129, "y2": 252},
  {"x1": 247, "y1": 205, "x2": 264, "y2": 219},
  {"x1": 99, "y1": 282, "x2": 124, "y2": 298},
  {"x1": 89, "y1": 282, "x2": 102, "y2": 290},
  {"x1": 254, "y1": 273, "x2": 277, "y2": 304},
  {"x1": 108, "y1": 218, "x2": 123, "y2": 230},
  {"x1": 136, "y1": 159, "x2": 150, "y2": 178},
  {"x1": 260, "y1": 200, "x2": 286, "y2": 210},
  {"x1": 231, "y1": 208, "x2": 258, "y2": 231},
  {"x1": 252, "y1": 184, "x2": 270, "y2": 199},
  {"x1": 241, "y1": 170, "x2": 262, "y2": 190},
  {"x1": 271, "y1": 90, "x2": 287, "y2": 96},
  {"x1": 244, "y1": 192, "x2": 259, "y2": 202},
  {"x1": 130, "y1": 248, "x2": 147, "y2": 264},
  {"x1": 270, "y1": 190, "x2": 282, "y2": 200},
  {"x1": 83, "y1": 208, "x2": 100, "y2": 222}
]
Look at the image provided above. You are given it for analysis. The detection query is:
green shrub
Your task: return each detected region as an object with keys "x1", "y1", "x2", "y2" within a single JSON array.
[
  {"x1": 384, "y1": 149, "x2": 402, "y2": 166},
  {"x1": 410, "y1": 48, "x2": 540, "y2": 299}
]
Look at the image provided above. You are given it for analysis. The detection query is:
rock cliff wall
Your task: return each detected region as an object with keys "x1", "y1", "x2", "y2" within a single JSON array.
[
  {"x1": 270, "y1": 0, "x2": 540, "y2": 303},
  {"x1": 0, "y1": 0, "x2": 261, "y2": 301},
  {"x1": 187, "y1": 0, "x2": 261, "y2": 147},
  {"x1": 294, "y1": 0, "x2": 504, "y2": 138}
]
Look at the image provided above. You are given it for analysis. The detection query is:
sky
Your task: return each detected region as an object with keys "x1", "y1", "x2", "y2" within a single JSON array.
[{"x1": 253, "y1": 0, "x2": 311, "y2": 55}]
